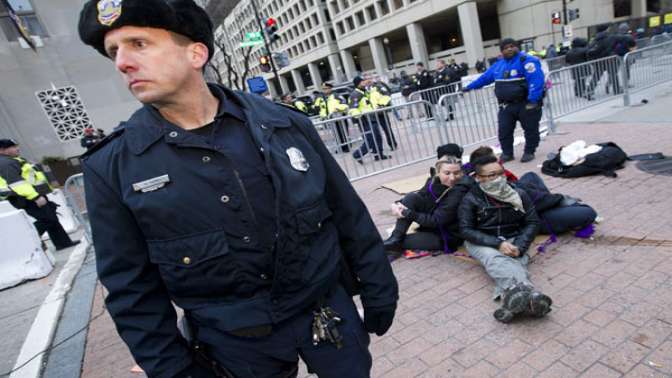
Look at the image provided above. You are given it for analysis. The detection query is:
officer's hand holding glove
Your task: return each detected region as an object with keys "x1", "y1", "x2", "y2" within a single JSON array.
[
  {"x1": 525, "y1": 102, "x2": 539, "y2": 111},
  {"x1": 363, "y1": 303, "x2": 397, "y2": 336}
]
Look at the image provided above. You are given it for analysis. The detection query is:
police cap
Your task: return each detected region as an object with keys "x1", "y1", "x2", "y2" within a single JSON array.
[
  {"x1": 321, "y1": 82, "x2": 333, "y2": 89},
  {"x1": 78, "y1": 0, "x2": 214, "y2": 60},
  {"x1": 499, "y1": 38, "x2": 518, "y2": 51},
  {"x1": 0, "y1": 139, "x2": 18, "y2": 149}
]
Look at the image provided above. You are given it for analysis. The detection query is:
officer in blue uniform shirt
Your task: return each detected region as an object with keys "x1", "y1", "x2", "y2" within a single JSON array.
[
  {"x1": 464, "y1": 38, "x2": 545, "y2": 163},
  {"x1": 77, "y1": 1, "x2": 398, "y2": 377}
]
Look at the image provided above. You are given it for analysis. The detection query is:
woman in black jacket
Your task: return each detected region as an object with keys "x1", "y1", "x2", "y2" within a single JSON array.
[
  {"x1": 384, "y1": 156, "x2": 473, "y2": 257},
  {"x1": 458, "y1": 154, "x2": 552, "y2": 323}
]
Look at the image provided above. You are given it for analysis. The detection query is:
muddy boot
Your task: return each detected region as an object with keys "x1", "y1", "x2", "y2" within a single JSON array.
[
  {"x1": 493, "y1": 282, "x2": 533, "y2": 323},
  {"x1": 527, "y1": 291, "x2": 553, "y2": 318}
]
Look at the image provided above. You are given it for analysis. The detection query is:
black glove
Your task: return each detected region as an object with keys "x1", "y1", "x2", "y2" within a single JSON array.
[
  {"x1": 363, "y1": 304, "x2": 397, "y2": 336},
  {"x1": 175, "y1": 362, "x2": 219, "y2": 378}
]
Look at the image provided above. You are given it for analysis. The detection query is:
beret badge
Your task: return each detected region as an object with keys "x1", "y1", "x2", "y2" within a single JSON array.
[{"x1": 97, "y1": 0, "x2": 123, "y2": 26}]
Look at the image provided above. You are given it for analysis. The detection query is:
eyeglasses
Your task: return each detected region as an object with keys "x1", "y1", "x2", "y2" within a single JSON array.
[{"x1": 477, "y1": 171, "x2": 504, "y2": 180}]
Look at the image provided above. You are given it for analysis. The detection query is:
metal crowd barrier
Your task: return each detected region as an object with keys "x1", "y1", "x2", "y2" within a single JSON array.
[
  {"x1": 545, "y1": 55, "x2": 567, "y2": 71},
  {"x1": 312, "y1": 100, "x2": 449, "y2": 181},
  {"x1": 623, "y1": 40, "x2": 672, "y2": 105},
  {"x1": 408, "y1": 82, "x2": 462, "y2": 104},
  {"x1": 63, "y1": 173, "x2": 91, "y2": 243},
  {"x1": 544, "y1": 55, "x2": 624, "y2": 124}
]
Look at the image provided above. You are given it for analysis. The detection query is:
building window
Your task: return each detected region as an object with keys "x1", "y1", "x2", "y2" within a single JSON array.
[
  {"x1": 329, "y1": 27, "x2": 336, "y2": 41},
  {"x1": 342, "y1": 0, "x2": 350, "y2": 9},
  {"x1": 345, "y1": 16, "x2": 355, "y2": 31},
  {"x1": 336, "y1": 21, "x2": 345, "y2": 35},
  {"x1": 317, "y1": 32, "x2": 325, "y2": 44},
  {"x1": 392, "y1": 0, "x2": 403, "y2": 10},
  {"x1": 324, "y1": 8, "x2": 331, "y2": 22},
  {"x1": 306, "y1": 18, "x2": 312, "y2": 29},
  {"x1": 366, "y1": 5, "x2": 377, "y2": 21},
  {"x1": 312, "y1": 13, "x2": 319, "y2": 26},
  {"x1": 378, "y1": 0, "x2": 390, "y2": 16},
  {"x1": 355, "y1": 11, "x2": 365, "y2": 26},
  {"x1": 35, "y1": 86, "x2": 93, "y2": 143},
  {"x1": 310, "y1": 35, "x2": 316, "y2": 48},
  {"x1": 331, "y1": 0, "x2": 340, "y2": 14},
  {"x1": 0, "y1": 0, "x2": 48, "y2": 41}
]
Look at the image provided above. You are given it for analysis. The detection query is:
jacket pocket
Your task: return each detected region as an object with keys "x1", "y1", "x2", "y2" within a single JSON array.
[
  {"x1": 296, "y1": 200, "x2": 333, "y2": 235},
  {"x1": 147, "y1": 229, "x2": 236, "y2": 298}
]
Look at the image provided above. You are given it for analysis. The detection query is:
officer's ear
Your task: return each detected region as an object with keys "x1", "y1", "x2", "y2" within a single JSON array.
[{"x1": 186, "y1": 42, "x2": 209, "y2": 70}]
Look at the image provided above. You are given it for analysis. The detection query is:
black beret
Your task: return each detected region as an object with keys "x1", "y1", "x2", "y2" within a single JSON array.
[
  {"x1": 0, "y1": 139, "x2": 18, "y2": 149},
  {"x1": 499, "y1": 38, "x2": 518, "y2": 50},
  {"x1": 78, "y1": 0, "x2": 214, "y2": 60}
]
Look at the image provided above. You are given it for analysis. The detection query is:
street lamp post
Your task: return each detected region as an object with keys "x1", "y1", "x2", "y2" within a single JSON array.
[{"x1": 383, "y1": 37, "x2": 393, "y2": 70}]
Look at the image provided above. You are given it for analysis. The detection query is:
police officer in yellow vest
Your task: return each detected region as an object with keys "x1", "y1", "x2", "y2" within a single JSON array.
[
  {"x1": 369, "y1": 82, "x2": 398, "y2": 150},
  {"x1": 0, "y1": 139, "x2": 79, "y2": 250},
  {"x1": 314, "y1": 82, "x2": 350, "y2": 152},
  {"x1": 280, "y1": 93, "x2": 308, "y2": 113},
  {"x1": 349, "y1": 77, "x2": 389, "y2": 164}
]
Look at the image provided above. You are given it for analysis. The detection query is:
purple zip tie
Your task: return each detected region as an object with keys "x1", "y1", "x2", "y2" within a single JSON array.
[{"x1": 574, "y1": 223, "x2": 595, "y2": 239}]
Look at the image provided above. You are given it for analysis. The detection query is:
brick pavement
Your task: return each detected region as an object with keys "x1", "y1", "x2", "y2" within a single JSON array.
[{"x1": 80, "y1": 119, "x2": 672, "y2": 378}]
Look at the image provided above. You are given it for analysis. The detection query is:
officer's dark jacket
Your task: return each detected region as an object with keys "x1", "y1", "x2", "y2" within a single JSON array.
[
  {"x1": 458, "y1": 184, "x2": 539, "y2": 255},
  {"x1": 566, "y1": 39, "x2": 589, "y2": 66},
  {"x1": 465, "y1": 52, "x2": 545, "y2": 104},
  {"x1": 415, "y1": 69, "x2": 433, "y2": 90},
  {"x1": 82, "y1": 84, "x2": 398, "y2": 377}
]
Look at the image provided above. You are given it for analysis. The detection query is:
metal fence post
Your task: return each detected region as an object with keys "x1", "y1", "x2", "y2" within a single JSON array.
[
  {"x1": 622, "y1": 53, "x2": 631, "y2": 106},
  {"x1": 544, "y1": 96, "x2": 557, "y2": 134}
]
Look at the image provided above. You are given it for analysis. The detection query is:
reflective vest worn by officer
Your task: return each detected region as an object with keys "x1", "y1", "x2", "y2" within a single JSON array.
[
  {"x1": 314, "y1": 94, "x2": 349, "y2": 119},
  {"x1": 368, "y1": 86, "x2": 392, "y2": 109},
  {"x1": 293, "y1": 99, "x2": 308, "y2": 113},
  {"x1": 348, "y1": 88, "x2": 375, "y2": 116},
  {"x1": 465, "y1": 51, "x2": 545, "y2": 105},
  {"x1": 0, "y1": 155, "x2": 51, "y2": 205},
  {"x1": 82, "y1": 85, "x2": 398, "y2": 373}
]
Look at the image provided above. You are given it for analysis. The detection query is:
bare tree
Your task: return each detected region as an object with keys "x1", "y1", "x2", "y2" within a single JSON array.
[{"x1": 207, "y1": 32, "x2": 255, "y2": 92}]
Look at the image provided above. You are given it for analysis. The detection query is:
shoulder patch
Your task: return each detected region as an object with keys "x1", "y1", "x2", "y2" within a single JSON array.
[
  {"x1": 80, "y1": 127, "x2": 125, "y2": 159},
  {"x1": 524, "y1": 62, "x2": 536, "y2": 73}
]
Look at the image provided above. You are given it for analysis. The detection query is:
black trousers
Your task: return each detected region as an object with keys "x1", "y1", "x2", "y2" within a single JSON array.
[
  {"x1": 332, "y1": 120, "x2": 350, "y2": 153},
  {"x1": 376, "y1": 111, "x2": 398, "y2": 150},
  {"x1": 498, "y1": 102, "x2": 542, "y2": 157},
  {"x1": 392, "y1": 192, "x2": 462, "y2": 251},
  {"x1": 11, "y1": 198, "x2": 73, "y2": 250}
]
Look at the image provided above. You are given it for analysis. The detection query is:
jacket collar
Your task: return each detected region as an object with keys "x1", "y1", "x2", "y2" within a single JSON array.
[{"x1": 124, "y1": 84, "x2": 292, "y2": 155}]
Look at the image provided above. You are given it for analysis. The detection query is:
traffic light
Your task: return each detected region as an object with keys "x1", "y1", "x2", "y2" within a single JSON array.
[
  {"x1": 265, "y1": 17, "x2": 281, "y2": 44},
  {"x1": 259, "y1": 55, "x2": 271, "y2": 72},
  {"x1": 568, "y1": 8, "x2": 580, "y2": 21},
  {"x1": 551, "y1": 12, "x2": 561, "y2": 25}
]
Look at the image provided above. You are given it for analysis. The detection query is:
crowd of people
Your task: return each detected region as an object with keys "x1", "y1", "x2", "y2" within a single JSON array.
[{"x1": 384, "y1": 142, "x2": 597, "y2": 323}]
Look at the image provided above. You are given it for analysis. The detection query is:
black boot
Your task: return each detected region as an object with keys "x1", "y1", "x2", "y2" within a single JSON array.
[
  {"x1": 527, "y1": 291, "x2": 553, "y2": 318},
  {"x1": 493, "y1": 282, "x2": 533, "y2": 323},
  {"x1": 384, "y1": 218, "x2": 412, "y2": 255}
]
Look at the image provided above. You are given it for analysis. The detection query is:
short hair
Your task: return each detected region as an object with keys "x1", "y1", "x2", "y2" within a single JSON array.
[
  {"x1": 469, "y1": 146, "x2": 495, "y2": 164},
  {"x1": 472, "y1": 154, "x2": 498, "y2": 173},
  {"x1": 435, "y1": 155, "x2": 462, "y2": 172},
  {"x1": 416, "y1": 62, "x2": 424, "y2": 67}
]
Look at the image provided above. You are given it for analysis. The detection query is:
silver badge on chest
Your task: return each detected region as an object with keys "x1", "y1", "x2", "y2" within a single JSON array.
[{"x1": 286, "y1": 147, "x2": 310, "y2": 172}]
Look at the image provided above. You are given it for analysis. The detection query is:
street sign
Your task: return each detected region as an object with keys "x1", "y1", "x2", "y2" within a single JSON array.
[
  {"x1": 247, "y1": 76, "x2": 268, "y2": 94},
  {"x1": 241, "y1": 31, "x2": 264, "y2": 47},
  {"x1": 562, "y1": 25, "x2": 573, "y2": 39}
]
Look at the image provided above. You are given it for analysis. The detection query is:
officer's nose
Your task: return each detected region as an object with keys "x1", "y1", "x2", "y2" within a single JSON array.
[{"x1": 114, "y1": 47, "x2": 137, "y2": 74}]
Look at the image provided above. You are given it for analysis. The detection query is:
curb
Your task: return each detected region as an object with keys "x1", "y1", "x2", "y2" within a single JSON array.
[{"x1": 8, "y1": 240, "x2": 91, "y2": 378}]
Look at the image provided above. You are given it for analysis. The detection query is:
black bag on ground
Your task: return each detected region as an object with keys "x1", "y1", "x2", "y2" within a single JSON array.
[{"x1": 542, "y1": 142, "x2": 628, "y2": 178}]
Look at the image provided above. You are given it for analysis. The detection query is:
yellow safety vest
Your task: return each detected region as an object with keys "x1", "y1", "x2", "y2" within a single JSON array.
[
  {"x1": 294, "y1": 100, "x2": 308, "y2": 113},
  {"x1": 348, "y1": 89, "x2": 375, "y2": 116},
  {"x1": 314, "y1": 96, "x2": 328, "y2": 118},
  {"x1": 369, "y1": 87, "x2": 391, "y2": 108},
  {"x1": 0, "y1": 175, "x2": 10, "y2": 200},
  {"x1": 7, "y1": 157, "x2": 50, "y2": 201}
]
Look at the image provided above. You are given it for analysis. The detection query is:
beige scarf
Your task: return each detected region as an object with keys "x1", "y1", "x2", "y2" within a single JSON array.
[{"x1": 479, "y1": 176, "x2": 525, "y2": 213}]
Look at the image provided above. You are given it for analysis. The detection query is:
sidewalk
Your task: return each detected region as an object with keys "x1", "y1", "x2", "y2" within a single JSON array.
[{"x1": 79, "y1": 88, "x2": 672, "y2": 377}]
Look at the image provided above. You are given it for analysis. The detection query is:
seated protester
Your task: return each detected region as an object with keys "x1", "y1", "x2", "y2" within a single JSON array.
[
  {"x1": 384, "y1": 156, "x2": 473, "y2": 257},
  {"x1": 459, "y1": 155, "x2": 552, "y2": 323},
  {"x1": 467, "y1": 146, "x2": 597, "y2": 235},
  {"x1": 465, "y1": 146, "x2": 518, "y2": 182}
]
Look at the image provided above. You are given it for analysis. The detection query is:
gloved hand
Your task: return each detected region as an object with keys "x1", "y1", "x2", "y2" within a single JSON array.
[
  {"x1": 525, "y1": 102, "x2": 539, "y2": 111},
  {"x1": 175, "y1": 362, "x2": 219, "y2": 378},
  {"x1": 363, "y1": 303, "x2": 397, "y2": 336}
]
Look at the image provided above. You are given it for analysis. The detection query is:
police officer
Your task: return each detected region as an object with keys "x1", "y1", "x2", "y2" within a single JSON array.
[
  {"x1": 314, "y1": 82, "x2": 350, "y2": 152},
  {"x1": 414, "y1": 62, "x2": 434, "y2": 119},
  {"x1": 280, "y1": 93, "x2": 308, "y2": 113},
  {"x1": 349, "y1": 77, "x2": 388, "y2": 164},
  {"x1": 464, "y1": 38, "x2": 545, "y2": 163},
  {"x1": 80, "y1": 127, "x2": 101, "y2": 150},
  {"x1": 77, "y1": 1, "x2": 398, "y2": 377},
  {"x1": 368, "y1": 81, "x2": 398, "y2": 150},
  {"x1": 0, "y1": 139, "x2": 80, "y2": 250}
]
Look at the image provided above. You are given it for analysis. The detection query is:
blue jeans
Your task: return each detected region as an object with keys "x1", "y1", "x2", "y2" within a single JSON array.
[{"x1": 193, "y1": 285, "x2": 372, "y2": 378}]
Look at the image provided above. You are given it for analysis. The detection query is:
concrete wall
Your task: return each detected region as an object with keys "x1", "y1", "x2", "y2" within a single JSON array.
[
  {"x1": 0, "y1": 0, "x2": 137, "y2": 161},
  {"x1": 498, "y1": 0, "x2": 616, "y2": 49}
]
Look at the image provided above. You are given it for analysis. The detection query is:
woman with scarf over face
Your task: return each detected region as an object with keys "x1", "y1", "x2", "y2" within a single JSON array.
[
  {"x1": 458, "y1": 154, "x2": 553, "y2": 323},
  {"x1": 384, "y1": 156, "x2": 473, "y2": 258}
]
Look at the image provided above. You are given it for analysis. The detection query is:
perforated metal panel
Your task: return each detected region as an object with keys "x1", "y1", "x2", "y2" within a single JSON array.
[{"x1": 35, "y1": 85, "x2": 94, "y2": 142}]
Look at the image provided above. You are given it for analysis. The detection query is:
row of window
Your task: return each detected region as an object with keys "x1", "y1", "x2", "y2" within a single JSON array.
[{"x1": 331, "y1": 0, "x2": 420, "y2": 37}]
